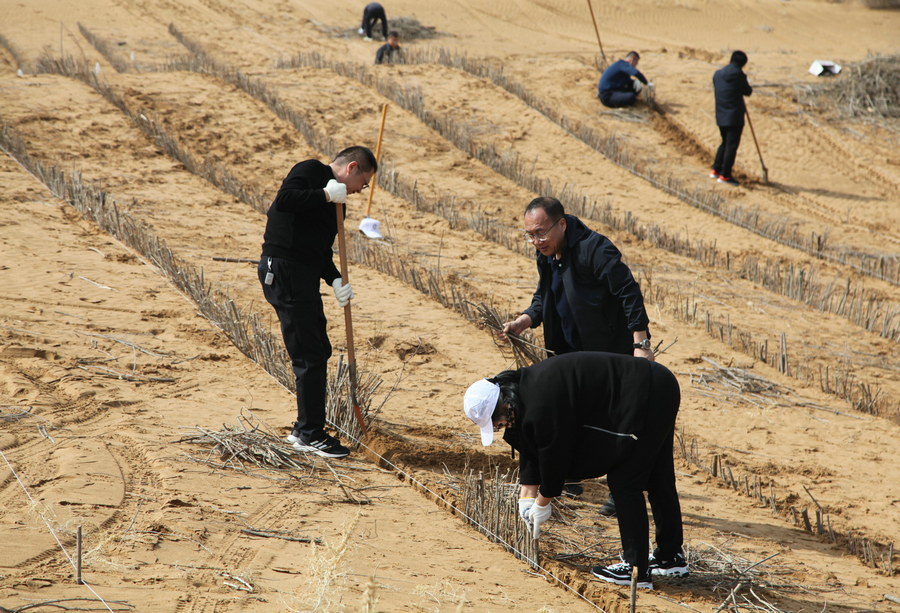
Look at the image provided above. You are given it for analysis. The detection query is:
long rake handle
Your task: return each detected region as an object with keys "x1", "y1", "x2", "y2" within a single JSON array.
[
  {"x1": 364, "y1": 103, "x2": 389, "y2": 218},
  {"x1": 745, "y1": 107, "x2": 768, "y2": 182},
  {"x1": 334, "y1": 202, "x2": 367, "y2": 434},
  {"x1": 586, "y1": 0, "x2": 607, "y2": 64}
]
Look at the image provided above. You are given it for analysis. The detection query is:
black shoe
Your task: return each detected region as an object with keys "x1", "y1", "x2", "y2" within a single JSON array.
[
  {"x1": 286, "y1": 427, "x2": 302, "y2": 444},
  {"x1": 648, "y1": 551, "x2": 689, "y2": 577},
  {"x1": 293, "y1": 432, "x2": 350, "y2": 458},
  {"x1": 598, "y1": 494, "x2": 616, "y2": 516},
  {"x1": 563, "y1": 482, "x2": 584, "y2": 497},
  {"x1": 717, "y1": 175, "x2": 740, "y2": 186},
  {"x1": 591, "y1": 560, "x2": 653, "y2": 589}
]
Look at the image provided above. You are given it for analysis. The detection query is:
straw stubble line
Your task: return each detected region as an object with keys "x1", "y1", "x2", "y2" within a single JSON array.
[
  {"x1": 29, "y1": 38, "x2": 899, "y2": 419},
  {"x1": 272, "y1": 48, "x2": 900, "y2": 343},
  {"x1": 385, "y1": 46, "x2": 900, "y2": 285},
  {"x1": 677, "y1": 427, "x2": 896, "y2": 574},
  {"x1": 129, "y1": 29, "x2": 900, "y2": 418},
  {"x1": 0, "y1": 120, "x2": 371, "y2": 442}
]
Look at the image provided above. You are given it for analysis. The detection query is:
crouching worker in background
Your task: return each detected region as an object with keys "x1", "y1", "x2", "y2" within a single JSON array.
[
  {"x1": 597, "y1": 51, "x2": 648, "y2": 108},
  {"x1": 463, "y1": 352, "x2": 688, "y2": 589}
]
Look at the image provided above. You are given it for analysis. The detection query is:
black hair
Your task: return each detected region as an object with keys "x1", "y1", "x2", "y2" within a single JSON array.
[
  {"x1": 730, "y1": 50, "x2": 748, "y2": 67},
  {"x1": 333, "y1": 146, "x2": 378, "y2": 173},
  {"x1": 389, "y1": 31, "x2": 399, "y2": 38},
  {"x1": 487, "y1": 369, "x2": 522, "y2": 420},
  {"x1": 524, "y1": 196, "x2": 565, "y2": 222},
  {"x1": 625, "y1": 51, "x2": 640, "y2": 61}
]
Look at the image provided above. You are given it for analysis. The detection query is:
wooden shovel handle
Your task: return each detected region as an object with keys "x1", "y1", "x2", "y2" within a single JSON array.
[{"x1": 365, "y1": 103, "x2": 389, "y2": 217}]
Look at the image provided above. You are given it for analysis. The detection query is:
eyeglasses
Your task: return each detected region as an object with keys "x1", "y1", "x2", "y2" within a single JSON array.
[
  {"x1": 360, "y1": 183, "x2": 370, "y2": 191},
  {"x1": 523, "y1": 217, "x2": 561, "y2": 243}
]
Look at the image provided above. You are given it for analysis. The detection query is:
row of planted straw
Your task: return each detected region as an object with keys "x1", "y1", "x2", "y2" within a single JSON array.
[
  {"x1": 28, "y1": 25, "x2": 900, "y2": 334},
  {"x1": 159, "y1": 25, "x2": 900, "y2": 344},
  {"x1": 0, "y1": 120, "x2": 373, "y2": 441},
  {"x1": 38, "y1": 28, "x2": 900, "y2": 420},
  {"x1": 457, "y1": 466, "x2": 539, "y2": 568},
  {"x1": 273, "y1": 47, "x2": 900, "y2": 340},
  {"x1": 676, "y1": 360, "x2": 896, "y2": 576},
  {"x1": 288, "y1": 45, "x2": 900, "y2": 287}
]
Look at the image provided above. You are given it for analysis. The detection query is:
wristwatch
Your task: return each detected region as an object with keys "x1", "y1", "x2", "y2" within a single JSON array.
[{"x1": 633, "y1": 339, "x2": 652, "y2": 350}]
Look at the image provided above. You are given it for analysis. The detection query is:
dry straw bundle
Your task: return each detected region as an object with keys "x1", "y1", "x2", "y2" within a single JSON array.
[
  {"x1": 471, "y1": 301, "x2": 550, "y2": 367},
  {"x1": 178, "y1": 410, "x2": 312, "y2": 473},
  {"x1": 801, "y1": 54, "x2": 900, "y2": 119}
]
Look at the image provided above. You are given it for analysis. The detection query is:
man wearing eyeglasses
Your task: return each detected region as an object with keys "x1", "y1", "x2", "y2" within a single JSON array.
[
  {"x1": 258, "y1": 147, "x2": 376, "y2": 459},
  {"x1": 502, "y1": 196, "x2": 653, "y2": 514}
]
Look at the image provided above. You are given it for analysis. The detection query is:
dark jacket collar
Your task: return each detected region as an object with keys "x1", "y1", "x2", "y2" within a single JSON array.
[{"x1": 537, "y1": 214, "x2": 590, "y2": 265}]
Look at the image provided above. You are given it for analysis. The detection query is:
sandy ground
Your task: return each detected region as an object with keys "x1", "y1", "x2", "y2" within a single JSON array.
[{"x1": 1, "y1": 0, "x2": 900, "y2": 611}]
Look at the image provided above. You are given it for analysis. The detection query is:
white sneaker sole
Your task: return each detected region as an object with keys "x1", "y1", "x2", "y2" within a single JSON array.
[
  {"x1": 286, "y1": 433, "x2": 301, "y2": 444},
  {"x1": 650, "y1": 567, "x2": 689, "y2": 577},
  {"x1": 292, "y1": 441, "x2": 349, "y2": 459},
  {"x1": 591, "y1": 569, "x2": 652, "y2": 589}
]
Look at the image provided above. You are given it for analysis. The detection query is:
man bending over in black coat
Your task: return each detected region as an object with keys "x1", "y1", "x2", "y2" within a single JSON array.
[{"x1": 463, "y1": 352, "x2": 688, "y2": 589}]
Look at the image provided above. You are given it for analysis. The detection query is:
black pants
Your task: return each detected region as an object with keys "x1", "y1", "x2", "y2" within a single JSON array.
[
  {"x1": 362, "y1": 3, "x2": 388, "y2": 39},
  {"x1": 606, "y1": 361, "x2": 683, "y2": 575},
  {"x1": 258, "y1": 257, "x2": 331, "y2": 439},
  {"x1": 713, "y1": 125, "x2": 743, "y2": 179},
  {"x1": 599, "y1": 88, "x2": 637, "y2": 108}
]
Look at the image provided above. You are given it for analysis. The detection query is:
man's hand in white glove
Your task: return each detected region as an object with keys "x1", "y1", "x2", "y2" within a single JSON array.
[
  {"x1": 518, "y1": 498, "x2": 535, "y2": 530},
  {"x1": 332, "y1": 278, "x2": 354, "y2": 307},
  {"x1": 323, "y1": 179, "x2": 347, "y2": 204},
  {"x1": 524, "y1": 501, "x2": 552, "y2": 540}
]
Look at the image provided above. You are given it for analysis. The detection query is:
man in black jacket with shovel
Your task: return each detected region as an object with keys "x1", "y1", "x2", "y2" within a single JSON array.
[
  {"x1": 258, "y1": 146, "x2": 376, "y2": 458},
  {"x1": 711, "y1": 51, "x2": 753, "y2": 186}
]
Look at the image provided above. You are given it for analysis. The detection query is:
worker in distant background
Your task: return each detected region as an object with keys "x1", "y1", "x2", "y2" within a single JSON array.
[
  {"x1": 375, "y1": 31, "x2": 401, "y2": 64},
  {"x1": 597, "y1": 51, "x2": 649, "y2": 108},
  {"x1": 359, "y1": 2, "x2": 389, "y2": 41},
  {"x1": 710, "y1": 51, "x2": 752, "y2": 187}
]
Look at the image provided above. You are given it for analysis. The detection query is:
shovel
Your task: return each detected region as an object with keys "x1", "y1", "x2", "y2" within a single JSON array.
[
  {"x1": 359, "y1": 103, "x2": 388, "y2": 239},
  {"x1": 335, "y1": 202, "x2": 367, "y2": 435},
  {"x1": 745, "y1": 107, "x2": 768, "y2": 184}
]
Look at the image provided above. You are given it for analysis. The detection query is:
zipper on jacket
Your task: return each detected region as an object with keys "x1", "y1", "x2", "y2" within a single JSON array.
[{"x1": 583, "y1": 425, "x2": 637, "y2": 440}]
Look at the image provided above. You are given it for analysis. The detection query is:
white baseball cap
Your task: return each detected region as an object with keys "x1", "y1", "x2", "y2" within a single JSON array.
[
  {"x1": 463, "y1": 379, "x2": 500, "y2": 446},
  {"x1": 359, "y1": 217, "x2": 383, "y2": 239}
]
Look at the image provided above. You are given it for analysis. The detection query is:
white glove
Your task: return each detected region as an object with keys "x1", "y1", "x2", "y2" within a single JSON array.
[
  {"x1": 323, "y1": 179, "x2": 347, "y2": 204},
  {"x1": 524, "y1": 501, "x2": 552, "y2": 540},
  {"x1": 332, "y1": 278, "x2": 354, "y2": 307},
  {"x1": 633, "y1": 80, "x2": 643, "y2": 94},
  {"x1": 518, "y1": 498, "x2": 535, "y2": 529}
]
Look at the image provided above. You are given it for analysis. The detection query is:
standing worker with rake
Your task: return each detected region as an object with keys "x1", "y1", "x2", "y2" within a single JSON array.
[
  {"x1": 258, "y1": 147, "x2": 376, "y2": 458},
  {"x1": 711, "y1": 51, "x2": 753, "y2": 187}
]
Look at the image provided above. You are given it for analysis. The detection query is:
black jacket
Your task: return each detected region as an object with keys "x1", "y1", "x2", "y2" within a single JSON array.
[
  {"x1": 260, "y1": 160, "x2": 344, "y2": 285},
  {"x1": 522, "y1": 215, "x2": 650, "y2": 356},
  {"x1": 502, "y1": 352, "x2": 654, "y2": 498},
  {"x1": 713, "y1": 63, "x2": 752, "y2": 127},
  {"x1": 375, "y1": 43, "x2": 399, "y2": 64}
]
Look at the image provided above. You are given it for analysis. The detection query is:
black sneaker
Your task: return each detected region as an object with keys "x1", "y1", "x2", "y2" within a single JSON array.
[
  {"x1": 717, "y1": 175, "x2": 740, "y2": 186},
  {"x1": 591, "y1": 561, "x2": 653, "y2": 589},
  {"x1": 648, "y1": 552, "x2": 689, "y2": 577},
  {"x1": 563, "y1": 482, "x2": 584, "y2": 497},
  {"x1": 598, "y1": 494, "x2": 616, "y2": 516},
  {"x1": 293, "y1": 432, "x2": 350, "y2": 458}
]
